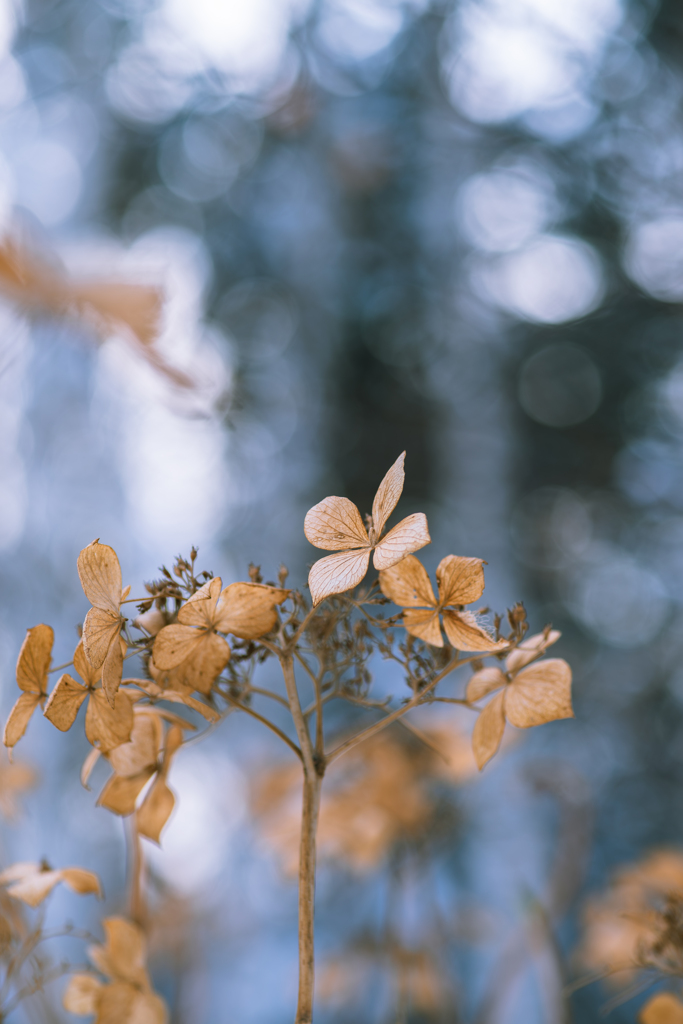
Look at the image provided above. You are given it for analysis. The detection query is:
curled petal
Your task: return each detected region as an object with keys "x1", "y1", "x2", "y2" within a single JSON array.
[
  {"x1": 466, "y1": 668, "x2": 507, "y2": 703},
  {"x1": 136, "y1": 777, "x2": 175, "y2": 845},
  {"x1": 442, "y1": 610, "x2": 505, "y2": 652},
  {"x1": 472, "y1": 690, "x2": 506, "y2": 770},
  {"x1": 77, "y1": 541, "x2": 123, "y2": 614},
  {"x1": 373, "y1": 513, "x2": 430, "y2": 571},
  {"x1": 304, "y1": 496, "x2": 370, "y2": 551},
  {"x1": 504, "y1": 659, "x2": 573, "y2": 728},
  {"x1": 379, "y1": 554, "x2": 436, "y2": 608},
  {"x1": 177, "y1": 577, "x2": 222, "y2": 627},
  {"x1": 506, "y1": 629, "x2": 561, "y2": 674},
  {"x1": 214, "y1": 582, "x2": 289, "y2": 638},
  {"x1": 81, "y1": 748, "x2": 101, "y2": 789},
  {"x1": 83, "y1": 608, "x2": 123, "y2": 671},
  {"x1": 85, "y1": 689, "x2": 134, "y2": 753},
  {"x1": 403, "y1": 608, "x2": 443, "y2": 647},
  {"x1": 102, "y1": 635, "x2": 126, "y2": 707},
  {"x1": 436, "y1": 556, "x2": 486, "y2": 607},
  {"x1": 98, "y1": 769, "x2": 155, "y2": 817},
  {"x1": 44, "y1": 673, "x2": 88, "y2": 731},
  {"x1": 308, "y1": 548, "x2": 371, "y2": 605},
  {"x1": 371, "y1": 451, "x2": 405, "y2": 537},
  {"x1": 3, "y1": 692, "x2": 41, "y2": 749},
  {"x1": 16, "y1": 624, "x2": 53, "y2": 695},
  {"x1": 60, "y1": 868, "x2": 102, "y2": 898},
  {"x1": 108, "y1": 711, "x2": 162, "y2": 777},
  {"x1": 74, "y1": 640, "x2": 100, "y2": 688}
]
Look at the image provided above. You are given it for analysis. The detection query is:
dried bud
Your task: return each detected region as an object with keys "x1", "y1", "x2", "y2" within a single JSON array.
[
  {"x1": 278, "y1": 564, "x2": 289, "y2": 587},
  {"x1": 248, "y1": 563, "x2": 263, "y2": 584},
  {"x1": 507, "y1": 603, "x2": 527, "y2": 630}
]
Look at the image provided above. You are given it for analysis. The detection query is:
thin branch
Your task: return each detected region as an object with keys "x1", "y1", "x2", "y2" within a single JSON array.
[
  {"x1": 222, "y1": 692, "x2": 303, "y2": 762},
  {"x1": 279, "y1": 656, "x2": 316, "y2": 776},
  {"x1": 248, "y1": 686, "x2": 290, "y2": 710}
]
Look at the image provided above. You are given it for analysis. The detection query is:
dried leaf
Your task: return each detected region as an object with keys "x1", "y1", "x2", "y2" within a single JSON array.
[
  {"x1": 466, "y1": 667, "x2": 507, "y2": 703},
  {"x1": 640, "y1": 993, "x2": 683, "y2": 1024},
  {"x1": 442, "y1": 609, "x2": 503, "y2": 652},
  {"x1": 214, "y1": 582, "x2": 289, "y2": 638},
  {"x1": 83, "y1": 607, "x2": 123, "y2": 672},
  {"x1": 372, "y1": 513, "x2": 431, "y2": 570},
  {"x1": 506, "y1": 629, "x2": 561, "y2": 673},
  {"x1": 472, "y1": 690, "x2": 505, "y2": 770},
  {"x1": 77, "y1": 541, "x2": 123, "y2": 614},
  {"x1": 98, "y1": 769, "x2": 155, "y2": 817},
  {"x1": 402, "y1": 608, "x2": 443, "y2": 647},
  {"x1": 3, "y1": 692, "x2": 41, "y2": 748},
  {"x1": 16, "y1": 624, "x2": 53, "y2": 694},
  {"x1": 371, "y1": 451, "x2": 405, "y2": 536},
  {"x1": 436, "y1": 555, "x2": 486, "y2": 607},
  {"x1": 136, "y1": 777, "x2": 175, "y2": 844},
  {"x1": 63, "y1": 973, "x2": 102, "y2": 1015},
  {"x1": 304, "y1": 497, "x2": 369, "y2": 551},
  {"x1": 44, "y1": 673, "x2": 88, "y2": 731},
  {"x1": 85, "y1": 689, "x2": 134, "y2": 753},
  {"x1": 308, "y1": 549, "x2": 371, "y2": 606},
  {"x1": 379, "y1": 555, "x2": 436, "y2": 607},
  {"x1": 504, "y1": 659, "x2": 573, "y2": 728}
]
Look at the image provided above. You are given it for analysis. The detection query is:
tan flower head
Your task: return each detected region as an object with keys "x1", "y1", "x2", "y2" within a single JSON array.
[
  {"x1": 152, "y1": 577, "x2": 289, "y2": 695},
  {"x1": 97, "y1": 709, "x2": 185, "y2": 845},
  {"x1": 379, "y1": 554, "x2": 505, "y2": 651},
  {"x1": 78, "y1": 540, "x2": 130, "y2": 706},
  {"x1": 640, "y1": 993, "x2": 683, "y2": 1024},
  {"x1": 466, "y1": 630, "x2": 572, "y2": 769},
  {"x1": 44, "y1": 641, "x2": 134, "y2": 754},
  {"x1": 63, "y1": 917, "x2": 167, "y2": 1024},
  {"x1": 304, "y1": 452, "x2": 431, "y2": 605},
  {"x1": 3, "y1": 624, "x2": 53, "y2": 751},
  {"x1": 0, "y1": 860, "x2": 101, "y2": 908}
]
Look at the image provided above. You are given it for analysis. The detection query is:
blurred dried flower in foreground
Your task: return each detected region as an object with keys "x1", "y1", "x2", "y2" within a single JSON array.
[
  {"x1": 0, "y1": 861, "x2": 101, "y2": 907},
  {"x1": 0, "y1": 759, "x2": 37, "y2": 819},
  {"x1": 3, "y1": 624, "x2": 53, "y2": 751},
  {"x1": 304, "y1": 451, "x2": 430, "y2": 604},
  {"x1": 379, "y1": 553, "x2": 505, "y2": 651},
  {"x1": 579, "y1": 849, "x2": 683, "y2": 987},
  {"x1": 63, "y1": 917, "x2": 167, "y2": 1023},
  {"x1": 640, "y1": 992, "x2": 683, "y2": 1023}
]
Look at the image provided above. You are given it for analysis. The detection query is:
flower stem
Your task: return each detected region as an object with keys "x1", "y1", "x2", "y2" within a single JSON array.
[
  {"x1": 296, "y1": 767, "x2": 322, "y2": 1024},
  {"x1": 127, "y1": 815, "x2": 145, "y2": 927}
]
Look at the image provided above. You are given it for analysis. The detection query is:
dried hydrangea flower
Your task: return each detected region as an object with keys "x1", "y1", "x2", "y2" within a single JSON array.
[
  {"x1": 78, "y1": 541, "x2": 130, "y2": 705},
  {"x1": 0, "y1": 861, "x2": 101, "y2": 907}
]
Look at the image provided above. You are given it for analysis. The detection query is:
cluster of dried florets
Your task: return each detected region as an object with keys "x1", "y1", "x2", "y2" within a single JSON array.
[{"x1": 2, "y1": 452, "x2": 576, "y2": 1022}]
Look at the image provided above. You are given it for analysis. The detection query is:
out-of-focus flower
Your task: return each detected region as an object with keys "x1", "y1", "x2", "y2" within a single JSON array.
[
  {"x1": 0, "y1": 861, "x2": 101, "y2": 908},
  {"x1": 63, "y1": 917, "x2": 167, "y2": 1023},
  {"x1": 3, "y1": 624, "x2": 53, "y2": 751},
  {"x1": 0, "y1": 760, "x2": 37, "y2": 819},
  {"x1": 304, "y1": 451, "x2": 430, "y2": 605},
  {"x1": 640, "y1": 992, "x2": 683, "y2": 1024}
]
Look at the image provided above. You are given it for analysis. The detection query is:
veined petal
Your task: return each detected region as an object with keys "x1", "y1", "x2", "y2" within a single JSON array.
[
  {"x1": 472, "y1": 690, "x2": 506, "y2": 770},
  {"x1": 175, "y1": 632, "x2": 230, "y2": 696},
  {"x1": 44, "y1": 673, "x2": 88, "y2": 731},
  {"x1": 3, "y1": 692, "x2": 41, "y2": 749},
  {"x1": 371, "y1": 451, "x2": 405, "y2": 537},
  {"x1": 379, "y1": 554, "x2": 436, "y2": 608},
  {"x1": 16, "y1": 624, "x2": 53, "y2": 695},
  {"x1": 83, "y1": 608, "x2": 122, "y2": 670},
  {"x1": 504, "y1": 658, "x2": 573, "y2": 728},
  {"x1": 304, "y1": 496, "x2": 370, "y2": 551},
  {"x1": 102, "y1": 635, "x2": 125, "y2": 707},
  {"x1": 85, "y1": 689, "x2": 134, "y2": 753},
  {"x1": 177, "y1": 577, "x2": 222, "y2": 627},
  {"x1": 74, "y1": 640, "x2": 101, "y2": 688},
  {"x1": 442, "y1": 610, "x2": 505, "y2": 652},
  {"x1": 77, "y1": 541, "x2": 123, "y2": 613},
  {"x1": 107, "y1": 711, "x2": 162, "y2": 777},
  {"x1": 214, "y1": 582, "x2": 289, "y2": 638},
  {"x1": 98, "y1": 768, "x2": 155, "y2": 817},
  {"x1": 403, "y1": 608, "x2": 443, "y2": 646},
  {"x1": 436, "y1": 556, "x2": 486, "y2": 607},
  {"x1": 153, "y1": 624, "x2": 206, "y2": 670},
  {"x1": 466, "y1": 667, "x2": 507, "y2": 703},
  {"x1": 373, "y1": 513, "x2": 430, "y2": 571},
  {"x1": 506, "y1": 629, "x2": 561, "y2": 674},
  {"x1": 308, "y1": 548, "x2": 371, "y2": 605}
]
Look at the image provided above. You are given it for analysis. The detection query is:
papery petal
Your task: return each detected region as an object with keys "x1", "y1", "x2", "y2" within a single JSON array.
[
  {"x1": 85, "y1": 689, "x2": 134, "y2": 753},
  {"x1": 170, "y1": 632, "x2": 230, "y2": 696},
  {"x1": 16, "y1": 624, "x2": 53, "y2": 695},
  {"x1": 436, "y1": 556, "x2": 486, "y2": 607},
  {"x1": 0, "y1": 862, "x2": 39, "y2": 885},
  {"x1": 83, "y1": 607, "x2": 122, "y2": 671},
  {"x1": 504, "y1": 658, "x2": 573, "y2": 728},
  {"x1": 3, "y1": 692, "x2": 41, "y2": 749},
  {"x1": 102, "y1": 634, "x2": 126, "y2": 706},
  {"x1": 94, "y1": 981, "x2": 137, "y2": 1024},
  {"x1": 379, "y1": 554, "x2": 436, "y2": 608},
  {"x1": 98, "y1": 769, "x2": 155, "y2": 817},
  {"x1": 371, "y1": 451, "x2": 405, "y2": 537},
  {"x1": 63, "y1": 973, "x2": 102, "y2": 1015},
  {"x1": 304, "y1": 496, "x2": 370, "y2": 551},
  {"x1": 96, "y1": 917, "x2": 148, "y2": 986},
  {"x1": 471, "y1": 691, "x2": 506, "y2": 770},
  {"x1": 152, "y1": 625, "x2": 206, "y2": 670},
  {"x1": 77, "y1": 541, "x2": 123, "y2": 614},
  {"x1": 44, "y1": 673, "x2": 88, "y2": 731},
  {"x1": 506, "y1": 630, "x2": 561, "y2": 674},
  {"x1": 136, "y1": 777, "x2": 175, "y2": 845},
  {"x1": 373, "y1": 513, "x2": 430, "y2": 571},
  {"x1": 308, "y1": 548, "x2": 371, "y2": 605},
  {"x1": 127, "y1": 679, "x2": 219, "y2": 723},
  {"x1": 60, "y1": 868, "x2": 102, "y2": 898},
  {"x1": 81, "y1": 748, "x2": 101, "y2": 789},
  {"x1": 403, "y1": 608, "x2": 443, "y2": 646},
  {"x1": 177, "y1": 577, "x2": 222, "y2": 627},
  {"x1": 214, "y1": 582, "x2": 289, "y2": 638},
  {"x1": 442, "y1": 610, "x2": 505, "y2": 652},
  {"x1": 6, "y1": 869, "x2": 62, "y2": 906},
  {"x1": 466, "y1": 667, "x2": 507, "y2": 703},
  {"x1": 107, "y1": 711, "x2": 162, "y2": 777},
  {"x1": 74, "y1": 640, "x2": 101, "y2": 688}
]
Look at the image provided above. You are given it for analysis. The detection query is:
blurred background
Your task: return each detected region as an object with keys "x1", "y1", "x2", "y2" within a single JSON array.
[{"x1": 2, "y1": 0, "x2": 683, "y2": 1020}]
